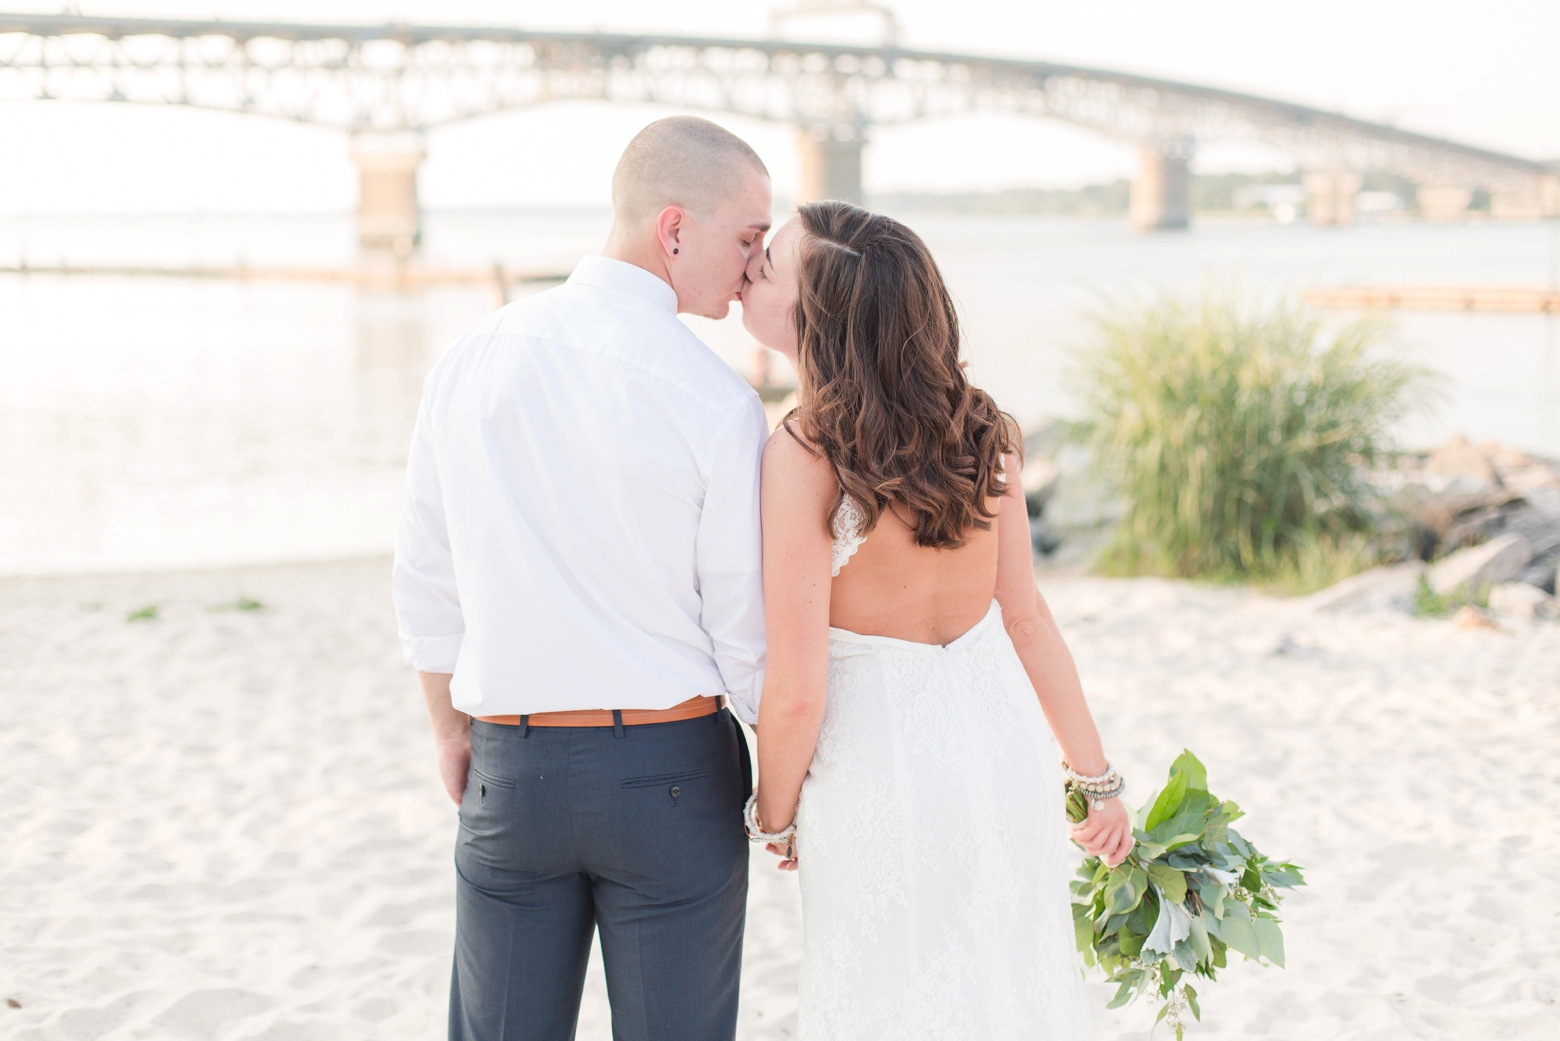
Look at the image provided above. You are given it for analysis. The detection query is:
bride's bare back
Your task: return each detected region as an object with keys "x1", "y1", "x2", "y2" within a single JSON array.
[{"x1": 829, "y1": 497, "x2": 1001, "y2": 646}]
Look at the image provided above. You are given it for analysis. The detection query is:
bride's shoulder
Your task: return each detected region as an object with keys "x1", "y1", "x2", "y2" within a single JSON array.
[
  {"x1": 763, "y1": 421, "x2": 824, "y2": 465},
  {"x1": 761, "y1": 423, "x2": 836, "y2": 500}
]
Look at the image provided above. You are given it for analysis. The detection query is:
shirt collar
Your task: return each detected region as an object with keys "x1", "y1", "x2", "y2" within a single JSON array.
[{"x1": 567, "y1": 255, "x2": 678, "y2": 314}]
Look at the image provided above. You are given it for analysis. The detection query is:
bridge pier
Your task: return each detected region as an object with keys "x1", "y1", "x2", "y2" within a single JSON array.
[
  {"x1": 1130, "y1": 140, "x2": 1193, "y2": 231},
  {"x1": 1417, "y1": 185, "x2": 1473, "y2": 222},
  {"x1": 1303, "y1": 171, "x2": 1362, "y2": 227},
  {"x1": 351, "y1": 131, "x2": 425, "y2": 258},
  {"x1": 796, "y1": 130, "x2": 865, "y2": 206}
]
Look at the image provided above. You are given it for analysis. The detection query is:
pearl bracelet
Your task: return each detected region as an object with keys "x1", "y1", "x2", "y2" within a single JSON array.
[
  {"x1": 1063, "y1": 760, "x2": 1125, "y2": 806},
  {"x1": 1063, "y1": 760, "x2": 1117, "y2": 786},
  {"x1": 743, "y1": 793, "x2": 797, "y2": 845}
]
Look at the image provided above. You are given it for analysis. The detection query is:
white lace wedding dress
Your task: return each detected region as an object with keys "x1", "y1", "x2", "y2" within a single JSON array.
[{"x1": 793, "y1": 495, "x2": 1091, "y2": 1041}]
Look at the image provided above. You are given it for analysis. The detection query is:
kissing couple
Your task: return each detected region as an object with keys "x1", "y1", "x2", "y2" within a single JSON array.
[{"x1": 392, "y1": 116, "x2": 1133, "y2": 1041}]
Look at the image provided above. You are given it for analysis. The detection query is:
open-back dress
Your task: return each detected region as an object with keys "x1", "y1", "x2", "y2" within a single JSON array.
[{"x1": 792, "y1": 494, "x2": 1091, "y2": 1041}]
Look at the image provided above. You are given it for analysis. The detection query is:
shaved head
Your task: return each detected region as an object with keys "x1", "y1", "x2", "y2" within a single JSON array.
[{"x1": 611, "y1": 116, "x2": 770, "y2": 224}]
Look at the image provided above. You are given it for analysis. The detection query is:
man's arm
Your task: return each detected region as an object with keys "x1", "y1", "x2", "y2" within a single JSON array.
[
  {"x1": 695, "y1": 397, "x2": 770, "y2": 724},
  {"x1": 392, "y1": 365, "x2": 470, "y2": 803},
  {"x1": 420, "y1": 672, "x2": 470, "y2": 805}
]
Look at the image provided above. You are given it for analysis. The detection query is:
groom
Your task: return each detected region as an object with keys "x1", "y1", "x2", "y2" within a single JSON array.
[{"x1": 392, "y1": 117, "x2": 772, "y2": 1041}]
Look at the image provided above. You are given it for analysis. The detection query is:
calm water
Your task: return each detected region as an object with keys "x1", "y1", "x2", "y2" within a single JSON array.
[{"x1": 1, "y1": 211, "x2": 1556, "y2": 574}]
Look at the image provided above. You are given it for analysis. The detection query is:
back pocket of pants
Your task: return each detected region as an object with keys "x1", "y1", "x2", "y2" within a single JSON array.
[
  {"x1": 620, "y1": 769, "x2": 710, "y2": 790},
  {"x1": 472, "y1": 767, "x2": 516, "y2": 790}
]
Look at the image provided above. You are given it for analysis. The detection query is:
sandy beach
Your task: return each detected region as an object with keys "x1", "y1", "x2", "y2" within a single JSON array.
[{"x1": 2, "y1": 557, "x2": 1557, "y2": 1040}]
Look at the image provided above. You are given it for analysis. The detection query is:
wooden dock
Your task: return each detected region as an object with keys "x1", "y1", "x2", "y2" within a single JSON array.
[
  {"x1": 1304, "y1": 285, "x2": 1560, "y2": 313},
  {"x1": 0, "y1": 262, "x2": 570, "y2": 291}
]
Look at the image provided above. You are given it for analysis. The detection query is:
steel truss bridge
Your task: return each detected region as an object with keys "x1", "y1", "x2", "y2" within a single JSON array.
[{"x1": 2, "y1": 11, "x2": 1553, "y2": 251}]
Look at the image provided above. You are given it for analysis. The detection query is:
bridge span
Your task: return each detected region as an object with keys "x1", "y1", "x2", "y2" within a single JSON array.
[{"x1": 2, "y1": 12, "x2": 1554, "y2": 254}]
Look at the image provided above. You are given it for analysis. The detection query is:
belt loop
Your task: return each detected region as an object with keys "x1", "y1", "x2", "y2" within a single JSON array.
[
  {"x1": 520, "y1": 714, "x2": 529, "y2": 738},
  {"x1": 612, "y1": 709, "x2": 624, "y2": 738}
]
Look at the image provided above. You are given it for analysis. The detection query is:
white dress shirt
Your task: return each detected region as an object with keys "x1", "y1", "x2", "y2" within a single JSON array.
[{"x1": 392, "y1": 255, "x2": 769, "y2": 723}]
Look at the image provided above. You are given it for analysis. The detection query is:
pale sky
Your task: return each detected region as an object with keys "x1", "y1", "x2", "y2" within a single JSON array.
[{"x1": 0, "y1": 0, "x2": 1556, "y2": 213}]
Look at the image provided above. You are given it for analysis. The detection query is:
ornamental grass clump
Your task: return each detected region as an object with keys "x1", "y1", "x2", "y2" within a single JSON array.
[
  {"x1": 1076, "y1": 291, "x2": 1431, "y2": 586},
  {"x1": 1067, "y1": 752, "x2": 1304, "y2": 1039}
]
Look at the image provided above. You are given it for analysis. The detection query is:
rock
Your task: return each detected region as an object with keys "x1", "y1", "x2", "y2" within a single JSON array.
[
  {"x1": 1305, "y1": 561, "x2": 1425, "y2": 614},
  {"x1": 1489, "y1": 581, "x2": 1559, "y2": 621},
  {"x1": 1428, "y1": 434, "x2": 1499, "y2": 486},
  {"x1": 1525, "y1": 486, "x2": 1560, "y2": 520},
  {"x1": 1440, "y1": 504, "x2": 1509, "y2": 552},
  {"x1": 1474, "y1": 439, "x2": 1536, "y2": 473},
  {"x1": 1029, "y1": 515, "x2": 1061, "y2": 556},
  {"x1": 1503, "y1": 503, "x2": 1560, "y2": 557},
  {"x1": 1451, "y1": 604, "x2": 1502, "y2": 631},
  {"x1": 1438, "y1": 502, "x2": 1560, "y2": 557},
  {"x1": 1427, "y1": 532, "x2": 1533, "y2": 598},
  {"x1": 1034, "y1": 444, "x2": 1119, "y2": 531},
  {"x1": 1019, "y1": 455, "x2": 1061, "y2": 505},
  {"x1": 1382, "y1": 471, "x2": 1511, "y2": 536},
  {"x1": 1518, "y1": 563, "x2": 1557, "y2": 595}
]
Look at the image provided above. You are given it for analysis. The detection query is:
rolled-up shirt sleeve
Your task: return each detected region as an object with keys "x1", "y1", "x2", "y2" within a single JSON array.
[
  {"x1": 695, "y1": 396, "x2": 770, "y2": 724},
  {"x1": 392, "y1": 368, "x2": 464, "y2": 674}
]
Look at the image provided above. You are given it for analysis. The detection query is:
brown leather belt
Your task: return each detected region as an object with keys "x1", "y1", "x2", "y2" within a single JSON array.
[{"x1": 477, "y1": 694, "x2": 723, "y2": 729}]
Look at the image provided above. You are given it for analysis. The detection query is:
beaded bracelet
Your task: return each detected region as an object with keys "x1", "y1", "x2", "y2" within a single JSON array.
[
  {"x1": 1063, "y1": 760, "x2": 1125, "y2": 807},
  {"x1": 743, "y1": 793, "x2": 797, "y2": 847}
]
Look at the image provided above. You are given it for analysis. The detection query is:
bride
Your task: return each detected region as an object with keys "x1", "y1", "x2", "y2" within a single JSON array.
[{"x1": 739, "y1": 201, "x2": 1134, "y2": 1040}]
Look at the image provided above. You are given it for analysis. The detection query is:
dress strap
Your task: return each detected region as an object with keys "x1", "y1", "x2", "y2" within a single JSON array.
[{"x1": 830, "y1": 494, "x2": 868, "y2": 577}]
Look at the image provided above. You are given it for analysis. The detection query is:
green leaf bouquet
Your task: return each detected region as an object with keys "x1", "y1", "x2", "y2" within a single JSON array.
[{"x1": 1066, "y1": 751, "x2": 1305, "y2": 1039}]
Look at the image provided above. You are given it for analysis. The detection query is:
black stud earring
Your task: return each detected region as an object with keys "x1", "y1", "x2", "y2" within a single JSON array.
[{"x1": 673, "y1": 248, "x2": 679, "y2": 254}]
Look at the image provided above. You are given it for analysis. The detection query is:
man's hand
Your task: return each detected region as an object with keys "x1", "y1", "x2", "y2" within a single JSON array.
[
  {"x1": 434, "y1": 731, "x2": 472, "y2": 805},
  {"x1": 419, "y1": 672, "x2": 470, "y2": 806}
]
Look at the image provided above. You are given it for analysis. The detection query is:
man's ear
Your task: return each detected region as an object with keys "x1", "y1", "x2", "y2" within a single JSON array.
[{"x1": 655, "y1": 206, "x2": 686, "y2": 258}]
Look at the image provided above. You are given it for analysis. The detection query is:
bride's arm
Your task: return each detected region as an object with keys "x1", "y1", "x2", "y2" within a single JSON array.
[
  {"x1": 753, "y1": 429, "x2": 835, "y2": 839},
  {"x1": 993, "y1": 451, "x2": 1135, "y2": 867}
]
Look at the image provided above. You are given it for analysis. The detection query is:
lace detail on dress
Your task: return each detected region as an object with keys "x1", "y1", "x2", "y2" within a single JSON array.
[{"x1": 830, "y1": 494, "x2": 868, "y2": 576}]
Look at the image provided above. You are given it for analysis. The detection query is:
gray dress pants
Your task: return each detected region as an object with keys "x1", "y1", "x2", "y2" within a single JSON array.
[{"x1": 449, "y1": 708, "x2": 751, "y2": 1041}]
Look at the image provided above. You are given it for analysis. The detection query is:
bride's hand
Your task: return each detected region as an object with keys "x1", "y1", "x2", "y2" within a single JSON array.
[
  {"x1": 765, "y1": 836, "x2": 799, "y2": 871},
  {"x1": 1069, "y1": 797, "x2": 1134, "y2": 867}
]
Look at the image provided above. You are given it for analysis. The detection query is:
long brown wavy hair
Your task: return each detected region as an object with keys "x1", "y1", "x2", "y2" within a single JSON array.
[{"x1": 787, "y1": 201, "x2": 1019, "y2": 549}]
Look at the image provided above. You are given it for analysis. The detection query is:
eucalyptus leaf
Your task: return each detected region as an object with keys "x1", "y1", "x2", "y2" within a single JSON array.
[
  {"x1": 1170, "y1": 937, "x2": 1200, "y2": 973},
  {"x1": 1201, "y1": 865, "x2": 1240, "y2": 887},
  {"x1": 1148, "y1": 864, "x2": 1188, "y2": 904},
  {"x1": 1217, "y1": 902, "x2": 1260, "y2": 959},
  {"x1": 1145, "y1": 769, "x2": 1189, "y2": 831},
  {"x1": 1189, "y1": 910, "x2": 1213, "y2": 962},
  {"x1": 1135, "y1": 793, "x2": 1158, "y2": 830},
  {"x1": 1142, "y1": 894, "x2": 1192, "y2": 955},
  {"x1": 1195, "y1": 875, "x2": 1226, "y2": 919},
  {"x1": 1107, "y1": 980, "x2": 1135, "y2": 1010},
  {"x1": 1169, "y1": 749, "x2": 1207, "y2": 791},
  {"x1": 1252, "y1": 915, "x2": 1286, "y2": 967},
  {"x1": 1145, "y1": 793, "x2": 1218, "y2": 849},
  {"x1": 1264, "y1": 862, "x2": 1305, "y2": 889},
  {"x1": 1138, "y1": 892, "x2": 1161, "y2": 940},
  {"x1": 1074, "y1": 912, "x2": 1095, "y2": 958}
]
